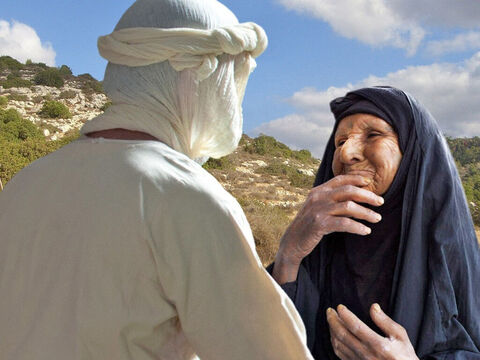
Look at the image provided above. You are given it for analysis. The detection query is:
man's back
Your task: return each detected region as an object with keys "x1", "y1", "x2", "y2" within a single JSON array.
[{"x1": 0, "y1": 138, "x2": 311, "y2": 359}]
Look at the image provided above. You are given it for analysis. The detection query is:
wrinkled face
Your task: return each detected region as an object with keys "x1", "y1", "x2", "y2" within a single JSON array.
[{"x1": 332, "y1": 113, "x2": 402, "y2": 195}]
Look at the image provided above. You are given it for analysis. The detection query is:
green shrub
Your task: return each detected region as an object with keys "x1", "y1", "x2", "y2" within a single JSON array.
[
  {"x1": 38, "y1": 100, "x2": 72, "y2": 119},
  {"x1": 0, "y1": 96, "x2": 7, "y2": 107},
  {"x1": 292, "y1": 149, "x2": 313, "y2": 162},
  {"x1": 244, "y1": 135, "x2": 316, "y2": 164},
  {"x1": 0, "y1": 130, "x2": 80, "y2": 186},
  {"x1": 25, "y1": 59, "x2": 33, "y2": 65},
  {"x1": 31, "y1": 95, "x2": 44, "y2": 104},
  {"x1": 245, "y1": 135, "x2": 292, "y2": 157},
  {"x1": 0, "y1": 56, "x2": 24, "y2": 71},
  {"x1": 255, "y1": 161, "x2": 315, "y2": 189},
  {"x1": 34, "y1": 68, "x2": 65, "y2": 88},
  {"x1": 0, "y1": 113, "x2": 43, "y2": 141},
  {"x1": 59, "y1": 89, "x2": 77, "y2": 99},
  {"x1": 78, "y1": 73, "x2": 104, "y2": 94},
  {"x1": 257, "y1": 162, "x2": 292, "y2": 176},
  {"x1": 24, "y1": 62, "x2": 48, "y2": 71},
  {"x1": 289, "y1": 172, "x2": 315, "y2": 188},
  {"x1": 7, "y1": 93, "x2": 28, "y2": 102},
  {"x1": 58, "y1": 65, "x2": 73, "y2": 76},
  {"x1": 39, "y1": 121, "x2": 61, "y2": 134},
  {"x1": 100, "y1": 100, "x2": 112, "y2": 111},
  {"x1": 0, "y1": 108, "x2": 23, "y2": 124},
  {"x1": 0, "y1": 74, "x2": 33, "y2": 89},
  {"x1": 202, "y1": 155, "x2": 234, "y2": 170},
  {"x1": 0, "y1": 138, "x2": 50, "y2": 184}
]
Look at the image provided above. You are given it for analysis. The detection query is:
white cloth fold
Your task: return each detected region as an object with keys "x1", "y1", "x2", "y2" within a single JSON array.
[
  {"x1": 97, "y1": 22, "x2": 267, "y2": 80},
  {"x1": 83, "y1": 18, "x2": 267, "y2": 161}
]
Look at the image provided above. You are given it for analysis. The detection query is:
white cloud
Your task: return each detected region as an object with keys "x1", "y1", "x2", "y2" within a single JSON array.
[
  {"x1": 253, "y1": 52, "x2": 480, "y2": 157},
  {"x1": 275, "y1": 0, "x2": 480, "y2": 56},
  {"x1": 254, "y1": 114, "x2": 333, "y2": 157},
  {"x1": 427, "y1": 31, "x2": 480, "y2": 56},
  {"x1": 0, "y1": 20, "x2": 56, "y2": 66},
  {"x1": 276, "y1": 0, "x2": 424, "y2": 56},
  {"x1": 389, "y1": 0, "x2": 480, "y2": 28}
]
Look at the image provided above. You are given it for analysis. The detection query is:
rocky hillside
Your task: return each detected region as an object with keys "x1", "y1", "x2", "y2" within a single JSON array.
[
  {"x1": 0, "y1": 56, "x2": 108, "y2": 140},
  {"x1": 204, "y1": 135, "x2": 319, "y2": 263}
]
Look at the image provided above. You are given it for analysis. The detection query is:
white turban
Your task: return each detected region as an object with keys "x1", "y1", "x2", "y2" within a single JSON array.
[{"x1": 81, "y1": 0, "x2": 268, "y2": 162}]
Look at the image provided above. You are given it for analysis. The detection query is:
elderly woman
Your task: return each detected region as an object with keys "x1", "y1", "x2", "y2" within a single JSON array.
[
  {"x1": 271, "y1": 86, "x2": 480, "y2": 359},
  {"x1": 0, "y1": 0, "x2": 313, "y2": 359}
]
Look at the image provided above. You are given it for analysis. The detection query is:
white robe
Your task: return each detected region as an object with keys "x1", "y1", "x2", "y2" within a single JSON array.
[{"x1": 0, "y1": 137, "x2": 312, "y2": 360}]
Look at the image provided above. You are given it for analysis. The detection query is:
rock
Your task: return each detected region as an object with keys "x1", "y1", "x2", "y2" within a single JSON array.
[
  {"x1": 297, "y1": 168, "x2": 315, "y2": 176},
  {"x1": 236, "y1": 166, "x2": 254, "y2": 175},
  {"x1": 251, "y1": 160, "x2": 267, "y2": 167},
  {"x1": 43, "y1": 129, "x2": 50, "y2": 137}
]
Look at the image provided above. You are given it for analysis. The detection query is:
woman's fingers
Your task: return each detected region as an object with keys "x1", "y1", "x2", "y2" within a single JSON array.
[
  {"x1": 330, "y1": 305, "x2": 419, "y2": 360},
  {"x1": 275, "y1": 174, "x2": 383, "y2": 267},
  {"x1": 322, "y1": 174, "x2": 371, "y2": 190},
  {"x1": 324, "y1": 216, "x2": 372, "y2": 236},
  {"x1": 326, "y1": 308, "x2": 370, "y2": 360},
  {"x1": 330, "y1": 200, "x2": 382, "y2": 224},
  {"x1": 370, "y1": 304, "x2": 409, "y2": 340},
  {"x1": 336, "y1": 304, "x2": 384, "y2": 345},
  {"x1": 331, "y1": 184, "x2": 384, "y2": 207}
]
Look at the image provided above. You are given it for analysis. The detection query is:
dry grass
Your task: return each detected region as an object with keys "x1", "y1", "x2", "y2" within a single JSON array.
[{"x1": 238, "y1": 197, "x2": 293, "y2": 266}]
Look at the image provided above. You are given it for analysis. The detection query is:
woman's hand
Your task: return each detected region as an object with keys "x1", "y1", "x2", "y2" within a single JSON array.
[
  {"x1": 272, "y1": 175, "x2": 384, "y2": 284},
  {"x1": 327, "y1": 304, "x2": 419, "y2": 360}
]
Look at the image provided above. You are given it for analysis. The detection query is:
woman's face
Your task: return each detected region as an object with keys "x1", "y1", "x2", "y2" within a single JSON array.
[{"x1": 332, "y1": 113, "x2": 402, "y2": 195}]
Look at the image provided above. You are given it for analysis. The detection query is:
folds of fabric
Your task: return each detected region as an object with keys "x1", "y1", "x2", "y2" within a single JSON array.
[
  {"x1": 0, "y1": 139, "x2": 313, "y2": 359},
  {"x1": 97, "y1": 22, "x2": 267, "y2": 80},
  {"x1": 81, "y1": 0, "x2": 268, "y2": 162}
]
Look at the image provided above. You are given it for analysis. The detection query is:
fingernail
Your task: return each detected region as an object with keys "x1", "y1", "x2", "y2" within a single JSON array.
[
  {"x1": 378, "y1": 197, "x2": 384, "y2": 205},
  {"x1": 337, "y1": 304, "x2": 346, "y2": 311},
  {"x1": 373, "y1": 303, "x2": 381, "y2": 313},
  {"x1": 364, "y1": 227, "x2": 371, "y2": 235},
  {"x1": 327, "y1": 307, "x2": 333, "y2": 315},
  {"x1": 375, "y1": 214, "x2": 382, "y2": 222},
  {"x1": 363, "y1": 177, "x2": 372, "y2": 184}
]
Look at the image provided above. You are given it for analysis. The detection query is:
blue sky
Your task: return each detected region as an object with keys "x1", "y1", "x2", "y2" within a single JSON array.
[{"x1": 1, "y1": 0, "x2": 480, "y2": 156}]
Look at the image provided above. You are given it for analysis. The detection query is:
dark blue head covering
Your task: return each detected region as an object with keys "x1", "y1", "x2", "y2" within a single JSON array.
[{"x1": 293, "y1": 86, "x2": 480, "y2": 359}]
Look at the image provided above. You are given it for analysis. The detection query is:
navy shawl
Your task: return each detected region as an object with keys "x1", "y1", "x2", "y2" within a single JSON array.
[{"x1": 276, "y1": 87, "x2": 480, "y2": 359}]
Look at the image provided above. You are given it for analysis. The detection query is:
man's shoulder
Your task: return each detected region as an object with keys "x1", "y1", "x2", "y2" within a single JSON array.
[{"x1": 130, "y1": 142, "x2": 237, "y2": 210}]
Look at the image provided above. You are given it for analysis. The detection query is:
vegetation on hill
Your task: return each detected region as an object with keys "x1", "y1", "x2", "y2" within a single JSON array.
[
  {"x1": 0, "y1": 72, "x2": 33, "y2": 89},
  {"x1": 0, "y1": 108, "x2": 80, "y2": 185},
  {"x1": 34, "y1": 68, "x2": 65, "y2": 88},
  {"x1": 0, "y1": 56, "x2": 24, "y2": 71},
  {"x1": 244, "y1": 134, "x2": 315, "y2": 163},
  {"x1": 0, "y1": 55, "x2": 103, "y2": 95},
  {"x1": 447, "y1": 137, "x2": 480, "y2": 224},
  {"x1": 39, "y1": 100, "x2": 72, "y2": 119}
]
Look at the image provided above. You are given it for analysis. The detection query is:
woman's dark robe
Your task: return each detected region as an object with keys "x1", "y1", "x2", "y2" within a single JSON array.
[{"x1": 273, "y1": 87, "x2": 480, "y2": 359}]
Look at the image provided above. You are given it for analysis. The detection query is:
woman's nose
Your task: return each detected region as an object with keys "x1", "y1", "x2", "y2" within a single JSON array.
[{"x1": 340, "y1": 137, "x2": 364, "y2": 164}]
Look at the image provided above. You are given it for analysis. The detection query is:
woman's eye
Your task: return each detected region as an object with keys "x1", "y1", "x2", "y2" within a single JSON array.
[
  {"x1": 336, "y1": 140, "x2": 345, "y2": 147},
  {"x1": 367, "y1": 132, "x2": 381, "y2": 139}
]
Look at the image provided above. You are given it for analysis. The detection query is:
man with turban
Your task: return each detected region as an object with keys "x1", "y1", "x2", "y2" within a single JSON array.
[{"x1": 0, "y1": 1, "x2": 313, "y2": 359}]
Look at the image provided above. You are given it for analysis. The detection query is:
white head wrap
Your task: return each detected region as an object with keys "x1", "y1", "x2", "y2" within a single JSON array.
[{"x1": 81, "y1": 0, "x2": 267, "y2": 162}]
